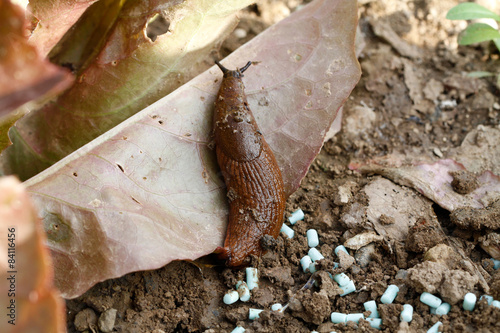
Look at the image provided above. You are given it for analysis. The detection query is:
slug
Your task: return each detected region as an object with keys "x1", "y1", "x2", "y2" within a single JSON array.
[{"x1": 213, "y1": 60, "x2": 286, "y2": 267}]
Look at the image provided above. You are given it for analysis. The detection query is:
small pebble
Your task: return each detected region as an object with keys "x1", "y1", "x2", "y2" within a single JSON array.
[
  {"x1": 380, "y1": 284, "x2": 399, "y2": 304},
  {"x1": 435, "y1": 302, "x2": 451, "y2": 316},
  {"x1": 300, "y1": 255, "x2": 313, "y2": 272},
  {"x1": 331, "y1": 312, "x2": 347, "y2": 324},
  {"x1": 280, "y1": 224, "x2": 294, "y2": 239},
  {"x1": 249, "y1": 308, "x2": 263, "y2": 320},
  {"x1": 366, "y1": 317, "x2": 382, "y2": 329},
  {"x1": 340, "y1": 280, "x2": 356, "y2": 296},
  {"x1": 271, "y1": 303, "x2": 283, "y2": 311},
  {"x1": 334, "y1": 245, "x2": 348, "y2": 256},
  {"x1": 463, "y1": 292, "x2": 476, "y2": 311},
  {"x1": 400, "y1": 304, "x2": 413, "y2": 322},
  {"x1": 231, "y1": 326, "x2": 245, "y2": 333},
  {"x1": 289, "y1": 209, "x2": 304, "y2": 224},
  {"x1": 236, "y1": 281, "x2": 250, "y2": 302},
  {"x1": 98, "y1": 308, "x2": 117, "y2": 333},
  {"x1": 364, "y1": 300, "x2": 379, "y2": 318},
  {"x1": 427, "y1": 321, "x2": 442, "y2": 333},
  {"x1": 307, "y1": 229, "x2": 319, "y2": 247},
  {"x1": 480, "y1": 295, "x2": 493, "y2": 305},
  {"x1": 333, "y1": 273, "x2": 351, "y2": 287},
  {"x1": 233, "y1": 28, "x2": 247, "y2": 39},
  {"x1": 308, "y1": 248, "x2": 325, "y2": 262},
  {"x1": 395, "y1": 269, "x2": 408, "y2": 280},
  {"x1": 223, "y1": 290, "x2": 239, "y2": 305},
  {"x1": 346, "y1": 313, "x2": 364, "y2": 323},
  {"x1": 492, "y1": 300, "x2": 500, "y2": 308},
  {"x1": 74, "y1": 308, "x2": 97, "y2": 332},
  {"x1": 420, "y1": 292, "x2": 442, "y2": 308},
  {"x1": 246, "y1": 267, "x2": 259, "y2": 290}
]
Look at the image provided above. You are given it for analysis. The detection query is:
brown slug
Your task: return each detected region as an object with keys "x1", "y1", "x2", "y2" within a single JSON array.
[{"x1": 213, "y1": 60, "x2": 286, "y2": 267}]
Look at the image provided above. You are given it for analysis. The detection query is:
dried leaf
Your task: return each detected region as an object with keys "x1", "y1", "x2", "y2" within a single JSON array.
[{"x1": 350, "y1": 157, "x2": 500, "y2": 212}]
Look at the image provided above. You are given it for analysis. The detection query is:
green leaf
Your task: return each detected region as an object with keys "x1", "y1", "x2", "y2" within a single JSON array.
[
  {"x1": 494, "y1": 38, "x2": 500, "y2": 52},
  {"x1": 446, "y1": 2, "x2": 500, "y2": 21},
  {"x1": 458, "y1": 23, "x2": 500, "y2": 45},
  {"x1": 466, "y1": 71, "x2": 495, "y2": 78}
]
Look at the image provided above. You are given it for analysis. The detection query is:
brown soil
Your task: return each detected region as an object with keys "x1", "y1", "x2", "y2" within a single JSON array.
[{"x1": 66, "y1": 0, "x2": 500, "y2": 332}]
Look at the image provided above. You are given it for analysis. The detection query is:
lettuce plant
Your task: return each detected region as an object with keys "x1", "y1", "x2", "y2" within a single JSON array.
[{"x1": 447, "y1": 2, "x2": 500, "y2": 86}]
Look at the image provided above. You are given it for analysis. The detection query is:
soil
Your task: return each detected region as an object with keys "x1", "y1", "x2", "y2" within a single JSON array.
[{"x1": 66, "y1": 0, "x2": 500, "y2": 332}]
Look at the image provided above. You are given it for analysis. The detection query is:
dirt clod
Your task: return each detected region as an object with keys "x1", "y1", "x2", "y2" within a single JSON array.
[
  {"x1": 406, "y1": 218, "x2": 445, "y2": 253},
  {"x1": 450, "y1": 170, "x2": 480, "y2": 194},
  {"x1": 450, "y1": 200, "x2": 500, "y2": 230}
]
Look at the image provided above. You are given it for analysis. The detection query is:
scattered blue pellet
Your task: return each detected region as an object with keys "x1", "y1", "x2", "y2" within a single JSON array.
[
  {"x1": 223, "y1": 290, "x2": 239, "y2": 305},
  {"x1": 300, "y1": 255, "x2": 313, "y2": 272},
  {"x1": 308, "y1": 247, "x2": 324, "y2": 262},
  {"x1": 463, "y1": 292, "x2": 476, "y2": 311},
  {"x1": 363, "y1": 300, "x2": 379, "y2": 318},
  {"x1": 492, "y1": 300, "x2": 500, "y2": 309},
  {"x1": 280, "y1": 224, "x2": 294, "y2": 239},
  {"x1": 333, "y1": 273, "x2": 350, "y2": 287},
  {"x1": 366, "y1": 317, "x2": 382, "y2": 330},
  {"x1": 334, "y1": 245, "x2": 348, "y2": 256},
  {"x1": 331, "y1": 312, "x2": 347, "y2": 324},
  {"x1": 480, "y1": 295, "x2": 493, "y2": 305},
  {"x1": 307, "y1": 229, "x2": 319, "y2": 247},
  {"x1": 427, "y1": 321, "x2": 442, "y2": 333},
  {"x1": 271, "y1": 303, "x2": 283, "y2": 311},
  {"x1": 340, "y1": 280, "x2": 356, "y2": 296},
  {"x1": 289, "y1": 209, "x2": 304, "y2": 224},
  {"x1": 381, "y1": 284, "x2": 399, "y2": 304},
  {"x1": 236, "y1": 281, "x2": 250, "y2": 302},
  {"x1": 246, "y1": 267, "x2": 258, "y2": 290},
  {"x1": 345, "y1": 313, "x2": 364, "y2": 323},
  {"x1": 400, "y1": 304, "x2": 413, "y2": 322},
  {"x1": 420, "y1": 292, "x2": 442, "y2": 308},
  {"x1": 248, "y1": 308, "x2": 263, "y2": 320},
  {"x1": 435, "y1": 302, "x2": 451, "y2": 315},
  {"x1": 231, "y1": 326, "x2": 245, "y2": 333}
]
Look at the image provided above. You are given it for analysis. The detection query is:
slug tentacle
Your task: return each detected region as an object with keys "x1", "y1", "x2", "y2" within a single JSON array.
[
  {"x1": 215, "y1": 60, "x2": 252, "y2": 78},
  {"x1": 213, "y1": 61, "x2": 286, "y2": 267}
]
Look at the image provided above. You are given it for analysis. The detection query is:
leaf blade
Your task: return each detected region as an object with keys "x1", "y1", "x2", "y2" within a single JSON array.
[
  {"x1": 458, "y1": 23, "x2": 500, "y2": 45},
  {"x1": 446, "y1": 2, "x2": 500, "y2": 21}
]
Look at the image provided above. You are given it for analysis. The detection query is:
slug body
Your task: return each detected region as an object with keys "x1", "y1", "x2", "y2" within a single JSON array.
[{"x1": 214, "y1": 61, "x2": 286, "y2": 267}]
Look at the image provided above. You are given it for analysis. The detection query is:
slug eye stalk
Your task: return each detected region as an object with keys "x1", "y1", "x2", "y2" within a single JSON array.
[{"x1": 215, "y1": 60, "x2": 252, "y2": 78}]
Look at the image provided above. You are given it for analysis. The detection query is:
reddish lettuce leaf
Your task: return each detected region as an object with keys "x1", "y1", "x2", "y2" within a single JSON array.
[
  {"x1": 1, "y1": 0, "x2": 254, "y2": 179},
  {"x1": 25, "y1": 0, "x2": 360, "y2": 298},
  {"x1": 0, "y1": 177, "x2": 65, "y2": 333},
  {"x1": 0, "y1": 0, "x2": 72, "y2": 151}
]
